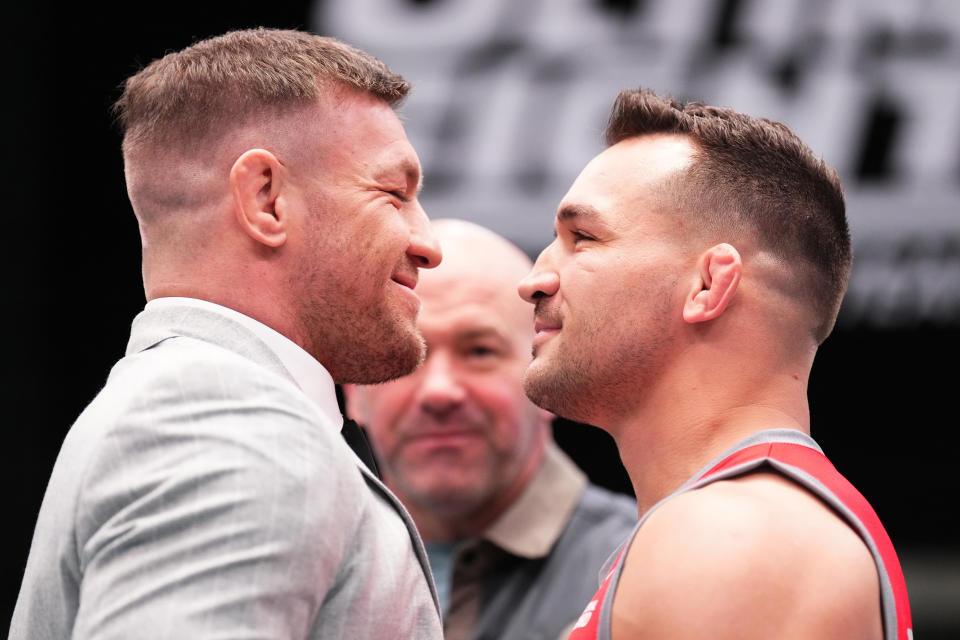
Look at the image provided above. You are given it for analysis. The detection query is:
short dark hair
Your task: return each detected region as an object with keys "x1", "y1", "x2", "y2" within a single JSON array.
[
  {"x1": 114, "y1": 28, "x2": 410, "y2": 154},
  {"x1": 605, "y1": 88, "x2": 851, "y2": 343}
]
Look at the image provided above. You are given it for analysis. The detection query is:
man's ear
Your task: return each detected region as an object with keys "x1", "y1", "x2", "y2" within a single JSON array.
[
  {"x1": 230, "y1": 149, "x2": 287, "y2": 248},
  {"x1": 342, "y1": 384, "x2": 365, "y2": 423},
  {"x1": 682, "y1": 243, "x2": 742, "y2": 324}
]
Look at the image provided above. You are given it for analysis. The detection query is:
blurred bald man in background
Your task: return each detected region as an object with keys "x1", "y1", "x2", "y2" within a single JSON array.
[{"x1": 346, "y1": 219, "x2": 637, "y2": 640}]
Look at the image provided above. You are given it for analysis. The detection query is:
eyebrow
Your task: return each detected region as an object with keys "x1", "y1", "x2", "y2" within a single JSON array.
[
  {"x1": 557, "y1": 203, "x2": 604, "y2": 224},
  {"x1": 458, "y1": 326, "x2": 508, "y2": 341},
  {"x1": 375, "y1": 160, "x2": 423, "y2": 195},
  {"x1": 553, "y1": 203, "x2": 606, "y2": 237}
]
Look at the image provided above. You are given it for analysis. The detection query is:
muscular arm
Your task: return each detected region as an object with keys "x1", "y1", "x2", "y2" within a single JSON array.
[{"x1": 610, "y1": 472, "x2": 882, "y2": 640}]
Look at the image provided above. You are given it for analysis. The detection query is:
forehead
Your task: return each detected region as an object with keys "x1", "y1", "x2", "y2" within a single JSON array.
[{"x1": 558, "y1": 133, "x2": 695, "y2": 223}]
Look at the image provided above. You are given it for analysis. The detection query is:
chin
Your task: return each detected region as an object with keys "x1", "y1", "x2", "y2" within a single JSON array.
[
  {"x1": 522, "y1": 362, "x2": 552, "y2": 408},
  {"x1": 412, "y1": 482, "x2": 490, "y2": 514},
  {"x1": 522, "y1": 360, "x2": 585, "y2": 421},
  {"x1": 365, "y1": 330, "x2": 426, "y2": 384},
  {"x1": 329, "y1": 323, "x2": 425, "y2": 384},
  {"x1": 391, "y1": 325, "x2": 427, "y2": 374}
]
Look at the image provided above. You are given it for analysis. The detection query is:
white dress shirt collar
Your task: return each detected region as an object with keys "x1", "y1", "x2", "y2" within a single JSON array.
[{"x1": 144, "y1": 297, "x2": 343, "y2": 428}]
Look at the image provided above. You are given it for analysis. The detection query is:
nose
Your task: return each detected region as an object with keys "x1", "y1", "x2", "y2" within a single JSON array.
[
  {"x1": 406, "y1": 201, "x2": 442, "y2": 269},
  {"x1": 415, "y1": 351, "x2": 466, "y2": 418},
  {"x1": 518, "y1": 243, "x2": 560, "y2": 304}
]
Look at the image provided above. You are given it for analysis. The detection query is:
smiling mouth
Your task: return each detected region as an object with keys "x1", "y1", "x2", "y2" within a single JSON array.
[
  {"x1": 534, "y1": 319, "x2": 561, "y2": 333},
  {"x1": 403, "y1": 429, "x2": 483, "y2": 451},
  {"x1": 533, "y1": 300, "x2": 562, "y2": 334},
  {"x1": 411, "y1": 428, "x2": 478, "y2": 440},
  {"x1": 531, "y1": 317, "x2": 561, "y2": 352}
]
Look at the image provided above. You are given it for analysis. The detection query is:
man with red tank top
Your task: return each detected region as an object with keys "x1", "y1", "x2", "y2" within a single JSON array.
[{"x1": 517, "y1": 88, "x2": 912, "y2": 640}]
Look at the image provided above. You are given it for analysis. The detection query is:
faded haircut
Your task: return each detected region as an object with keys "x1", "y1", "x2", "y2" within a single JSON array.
[
  {"x1": 605, "y1": 88, "x2": 851, "y2": 344},
  {"x1": 114, "y1": 28, "x2": 410, "y2": 154}
]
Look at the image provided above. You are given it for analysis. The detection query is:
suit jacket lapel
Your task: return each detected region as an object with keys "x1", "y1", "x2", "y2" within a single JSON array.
[
  {"x1": 128, "y1": 301, "x2": 441, "y2": 614},
  {"x1": 356, "y1": 464, "x2": 442, "y2": 615}
]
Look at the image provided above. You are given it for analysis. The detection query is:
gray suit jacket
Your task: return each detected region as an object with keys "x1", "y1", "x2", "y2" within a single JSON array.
[{"x1": 11, "y1": 302, "x2": 442, "y2": 639}]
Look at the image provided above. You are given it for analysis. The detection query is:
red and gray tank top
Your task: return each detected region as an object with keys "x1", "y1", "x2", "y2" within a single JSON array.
[{"x1": 567, "y1": 429, "x2": 912, "y2": 640}]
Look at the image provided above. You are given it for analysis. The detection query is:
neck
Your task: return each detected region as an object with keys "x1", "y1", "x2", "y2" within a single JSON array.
[
  {"x1": 622, "y1": 405, "x2": 808, "y2": 515},
  {"x1": 145, "y1": 267, "x2": 302, "y2": 350},
  {"x1": 141, "y1": 214, "x2": 302, "y2": 347},
  {"x1": 608, "y1": 363, "x2": 811, "y2": 515}
]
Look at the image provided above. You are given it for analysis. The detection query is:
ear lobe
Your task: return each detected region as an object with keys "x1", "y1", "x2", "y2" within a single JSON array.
[
  {"x1": 230, "y1": 149, "x2": 287, "y2": 248},
  {"x1": 682, "y1": 243, "x2": 742, "y2": 324}
]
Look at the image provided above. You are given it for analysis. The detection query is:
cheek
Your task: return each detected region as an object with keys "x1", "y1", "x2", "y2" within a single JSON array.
[
  {"x1": 362, "y1": 386, "x2": 417, "y2": 443},
  {"x1": 357, "y1": 204, "x2": 407, "y2": 252},
  {"x1": 474, "y1": 380, "x2": 537, "y2": 447},
  {"x1": 334, "y1": 204, "x2": 405, "y2": 270},
  {"x1": 566, "y1": 265, "x2": 637, "y2": 315}
]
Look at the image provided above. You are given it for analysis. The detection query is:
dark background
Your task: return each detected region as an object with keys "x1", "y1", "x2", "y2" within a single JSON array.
[{"x1": 5, "y1": 1, "x2": 957, "y2": 636}]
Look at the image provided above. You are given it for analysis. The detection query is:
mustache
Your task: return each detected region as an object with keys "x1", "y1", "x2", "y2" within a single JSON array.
[{"x1": 533, "y1": 300, "x2": 563, "y2": 326}]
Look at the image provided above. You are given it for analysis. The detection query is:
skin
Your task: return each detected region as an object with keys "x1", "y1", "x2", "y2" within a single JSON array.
[
  {"x1": 518, "y1": 134, "x2": 882, "y2": 639},
  {"x1": 346, "y1": 219, "x2": 552, "y2": 542},
  {"x1": 519, "y1": 134, "x2": 697, "y2": 432},
  {"x1": 125, "y1": 86, "x2": 442, "y2": 383}
]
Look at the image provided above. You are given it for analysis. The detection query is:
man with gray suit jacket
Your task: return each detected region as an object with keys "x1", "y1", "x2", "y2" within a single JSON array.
[{"x1": 11, "y1": 29, "x2": 444, "y2": 640}]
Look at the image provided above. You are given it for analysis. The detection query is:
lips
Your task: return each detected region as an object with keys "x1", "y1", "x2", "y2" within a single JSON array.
[
  {"x1": 532, "y1": 305, "x2": 562, "y2": 351},
  {"x1": 399, "y1": 425, "x2": 486, "y2": 456},
  {"x1": 407, "y1": 428, "x2": 481, "y2": 442},
  {"x1": 534, "y1": 318, "x2": 561, "y2": 333},
  {"x1": 390, "y1": 269, "x2": 421, "y2": 312},
  {"x1": 533, "y1": 300, "x2": 562, "y2": 332},
  {"x1": 533, "y1": 306, "x2": 562, "y2": 335},
  {"x1": 532, "y1": 322, "x2": 560, "y2": 349},
  {"x1": 391, "y1": 270, "x2": 418, "y2": 290},
  {"x1": 399, "y1": 412, "x2": 487, "y2": 445}
]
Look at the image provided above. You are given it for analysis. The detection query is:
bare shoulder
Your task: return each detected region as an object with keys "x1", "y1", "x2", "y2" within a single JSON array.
[{"x1": 610, "y1": 472, "x2": 882, "y2": 640}]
